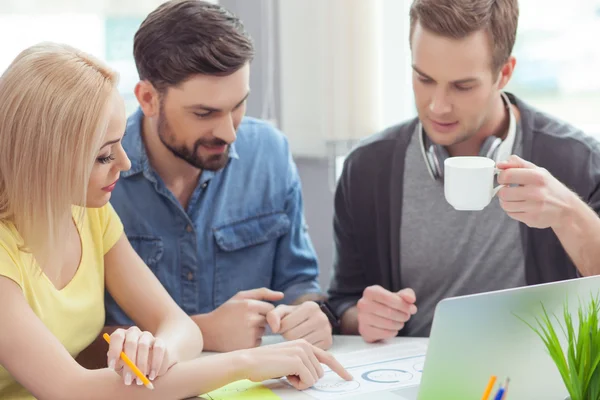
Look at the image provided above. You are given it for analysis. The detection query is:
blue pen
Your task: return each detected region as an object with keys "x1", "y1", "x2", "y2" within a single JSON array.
[
  {"x1": 493, "y1": 387, "x2": 505, "y2": 400},
  {"x1": 494, "y1": 378, "x2": 510, "y2": 400}
]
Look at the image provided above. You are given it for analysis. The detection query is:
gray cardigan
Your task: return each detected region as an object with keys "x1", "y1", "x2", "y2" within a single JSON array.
[{"x1": 327, "y1": 93, "x2": 600, "y2": 330}]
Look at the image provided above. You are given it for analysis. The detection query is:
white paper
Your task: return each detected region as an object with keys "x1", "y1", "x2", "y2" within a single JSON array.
[{"x1": 303, "y1": 343, "x2": 427, "y2": 399}]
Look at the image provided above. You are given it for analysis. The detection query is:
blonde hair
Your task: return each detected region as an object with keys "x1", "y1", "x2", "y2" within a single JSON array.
[{"x1": 0, "y1": 42, "x2": 118, "y2": 268}]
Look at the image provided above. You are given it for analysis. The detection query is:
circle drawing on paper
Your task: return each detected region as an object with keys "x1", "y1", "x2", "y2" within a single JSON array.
[
  {"x1": 413, "y1": 362, "x2": 424, "y2": 372},
  {"x1": 312, "y1": 375, "x2": 361, "y2": 393},
  {"x1": 361, "y1": 369, "x2": 413, "y2": 384}
]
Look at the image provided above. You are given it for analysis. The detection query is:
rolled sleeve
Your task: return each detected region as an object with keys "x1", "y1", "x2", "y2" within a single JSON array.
[{"x1": 282, "y1": 280, "x2": 322, "y2": 305}]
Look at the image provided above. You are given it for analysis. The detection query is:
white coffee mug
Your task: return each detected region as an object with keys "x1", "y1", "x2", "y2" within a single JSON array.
[{"x1": 444, "y1": 156, "x2": 503, "y2": 211}]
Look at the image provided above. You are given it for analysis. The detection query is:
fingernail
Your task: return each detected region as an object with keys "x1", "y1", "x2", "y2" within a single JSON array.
[
  {"x1": 108, "y1": 360, "x2": 115, "y2": 370},
  {"x1": 125, "y1": 373, "x2": 132, "y2": 385},
  {"x1": 137, "y1": 377, "x2": 143, "y2": 385},
  {"x1": 149, "y1": 371, "x2": 157, "y2": 381}
]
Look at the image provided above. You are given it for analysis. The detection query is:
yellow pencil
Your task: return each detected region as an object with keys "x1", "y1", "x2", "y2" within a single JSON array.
[
  {"x1": 103, "y1": 333, "x2": 155, "y2": 390},
  {"x1": 481, "y1": 375, "x2": 497, "y2": 400}
]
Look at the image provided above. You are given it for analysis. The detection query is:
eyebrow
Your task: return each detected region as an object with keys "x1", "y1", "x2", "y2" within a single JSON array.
[
  {"x1": 185, "y1": 91, "x2": 251, "y2": 113},
  {"x1": 100, "y1": 138, "x2": 120, "y2": 149},
  {"x1": 412, "y1": 65, "x2": 479, "y2": 85}
]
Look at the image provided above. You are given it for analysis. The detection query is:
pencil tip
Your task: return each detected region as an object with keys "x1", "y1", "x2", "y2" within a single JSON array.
[{"x1": 146, "y1": 382, "x2": 155, "y2": 390}]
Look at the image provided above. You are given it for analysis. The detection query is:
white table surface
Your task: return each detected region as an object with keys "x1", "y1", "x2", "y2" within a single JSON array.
[{"x1": 200, "y1": 335, "x2": 429, "y2": 400}]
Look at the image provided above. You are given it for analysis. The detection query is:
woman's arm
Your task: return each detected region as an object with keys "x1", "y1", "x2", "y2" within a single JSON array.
[
  {"x1": 76, "y1": 326, "x2": 129, "y2": 369},
  {"x1": 0, "y1": 276, "x2": 351, "y2": 400},
  {"x1": 103, "y1": 234, "x2": 203, "y2": 366}
]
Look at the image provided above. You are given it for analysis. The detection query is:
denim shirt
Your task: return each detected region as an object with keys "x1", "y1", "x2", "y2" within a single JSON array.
[{"x1": 105, "y1": 109, "x2": 321, "y2": 325}]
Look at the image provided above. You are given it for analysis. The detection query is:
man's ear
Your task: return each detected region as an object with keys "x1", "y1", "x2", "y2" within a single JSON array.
[
  {"x1": 497, "y1": 56, "x2": 516, "y2": 90},
  {"x1": 134, "y1": 80, "x2": 161, "y2": 118}
]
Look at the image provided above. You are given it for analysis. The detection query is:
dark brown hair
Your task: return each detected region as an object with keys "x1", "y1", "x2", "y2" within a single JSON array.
[
  {"x1": 409, "y1": 0, "x2": 519, "y2": 73},
  {"x1": 134, "y1": 0, "x2": 254, "y2": 91}
]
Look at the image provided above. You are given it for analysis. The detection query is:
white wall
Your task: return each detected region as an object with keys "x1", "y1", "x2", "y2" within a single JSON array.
[
  {"x1": 380, "y1": 0, "x2": 415, "y2": 128},
  {"x1": 278, "y1": 0, "x2": 330, "y2": 157},
  {"x1": 278, "y1": 0, "x2": 415, "y2": 158}
]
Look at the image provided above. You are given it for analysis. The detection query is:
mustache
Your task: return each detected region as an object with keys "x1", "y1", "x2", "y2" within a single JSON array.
[{"x1": 194, "y1": 138, "x2": 229, "y2": 148}]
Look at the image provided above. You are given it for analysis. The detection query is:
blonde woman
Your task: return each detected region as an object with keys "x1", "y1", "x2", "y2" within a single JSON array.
[{"x1": 0, "y1": 43, "x2": 351, "y2": 400}]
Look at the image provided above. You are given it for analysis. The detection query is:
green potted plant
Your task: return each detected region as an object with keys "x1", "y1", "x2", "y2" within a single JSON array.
[{"x1": 519, "y1": 295, "x2": 600, "y2": 400}]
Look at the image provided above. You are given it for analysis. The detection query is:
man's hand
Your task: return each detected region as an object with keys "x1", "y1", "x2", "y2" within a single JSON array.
[
  {"x1": 195, "y1": 288, "x2": 284, "y2": 352},
  {"x1": 356, "y1": 286, "x2": 417, "y2": 343},
  {"x1": 497, "y1": 155, "x2": 577, "y2": 229},
  {"x1": 267, "y1": 301, "x2": 333, "y2": 350}
]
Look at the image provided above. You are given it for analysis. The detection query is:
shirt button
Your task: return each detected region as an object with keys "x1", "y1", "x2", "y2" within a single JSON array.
[
  {"x1": 186, "y1": 224, "x2": 193, "y2": 232},
  {"x1": 187, "y1": 271, "x2": 194, "y2": 281},
  {"x1": 201, "y1": 182, "x2": 208, "y2": 189}
]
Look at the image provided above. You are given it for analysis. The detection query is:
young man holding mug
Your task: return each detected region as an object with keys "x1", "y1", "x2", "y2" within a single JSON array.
[{"x1": 327, "y1": 0, "x2": 600, "y2": 341}]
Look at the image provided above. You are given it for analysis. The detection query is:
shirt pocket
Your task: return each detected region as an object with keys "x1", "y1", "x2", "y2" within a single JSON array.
[
  {"x1": 212, "y1": 212, "x2": 291, "y2": 305},
  {"x1": 128, "y1": 235, "x2": 164, "y2": 269}
]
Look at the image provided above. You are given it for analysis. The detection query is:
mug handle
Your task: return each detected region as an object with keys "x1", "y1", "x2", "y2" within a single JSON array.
[{"x1": 493, "y1": 168, "x2": 504, "y2": 196}]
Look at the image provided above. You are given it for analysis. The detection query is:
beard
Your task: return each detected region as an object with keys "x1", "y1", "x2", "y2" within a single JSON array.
[{"x1": 156, "y1": 106, "x2": 230, "y2": 171}]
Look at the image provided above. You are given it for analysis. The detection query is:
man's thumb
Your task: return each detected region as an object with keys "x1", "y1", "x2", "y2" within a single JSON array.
[
  {"x1": 397, "y1": 288, "x2": 416, "y2": 304},
  {"x1": 234, "y1": 287, "x2": 285, "y2": 302},
  {"x1": 266, "y1": 305, "x2": 291, "y2": 333}
]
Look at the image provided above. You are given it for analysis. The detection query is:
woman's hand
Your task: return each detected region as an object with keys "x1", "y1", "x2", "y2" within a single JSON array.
[
  {"x1": 106, "y1": 327, "x2": 174, "y2": 385},
  {"x1": 240, "y1": 339, "x2": 353, "y2": 390}
]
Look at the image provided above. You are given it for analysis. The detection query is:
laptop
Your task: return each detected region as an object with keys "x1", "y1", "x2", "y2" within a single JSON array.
[{"x1": 391, "y1": 274, "x2": 600, "y2": 400}]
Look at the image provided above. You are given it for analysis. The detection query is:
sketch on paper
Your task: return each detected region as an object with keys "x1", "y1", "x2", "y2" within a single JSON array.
[{"x1": 302, "y1": 342, "x2": 427, "y2": 400}]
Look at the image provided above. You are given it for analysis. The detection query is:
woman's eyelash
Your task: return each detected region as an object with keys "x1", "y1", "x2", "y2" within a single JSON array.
[{"x1": 97, "y1": 154, "x2": 116, "y2": 164}]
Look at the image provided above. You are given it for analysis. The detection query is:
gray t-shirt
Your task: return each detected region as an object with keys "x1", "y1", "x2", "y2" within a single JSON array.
[{"x1": 400, "y1": 129, "x2": 526, "y2": 337}]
